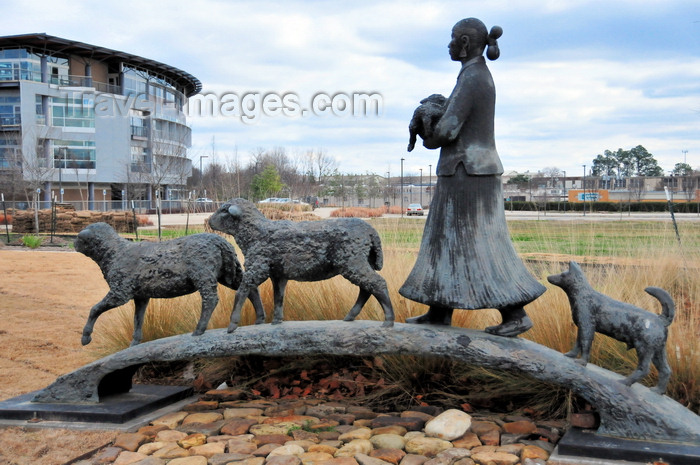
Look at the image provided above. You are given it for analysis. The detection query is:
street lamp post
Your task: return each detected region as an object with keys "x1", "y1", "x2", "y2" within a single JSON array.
[
  {"x1": 58, "y1": 147, "x2": 67, "y2": 203},
  {"x1": 199, "y1": 155, "x2": 208, "y2": 198},
  {"x1": 582, "y1": 164, "x2": 587, "y2": 216},
  {"x1": 385, "y1": 171, "x2": 390, "y2": 209},
  {"x1": 419, "y1": 168, "x2": 423, "y2": 207},
  {"x1": 400, "y1": 158, "x2": 405, "y2": 217},
  {"x1": 428, "y1": 164, "x2": 432, "y2": 205}
]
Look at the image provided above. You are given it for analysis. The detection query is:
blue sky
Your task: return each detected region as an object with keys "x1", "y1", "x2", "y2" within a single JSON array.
[{"x1": 4, "y1": 0, "x2": 699, "y2": 178}]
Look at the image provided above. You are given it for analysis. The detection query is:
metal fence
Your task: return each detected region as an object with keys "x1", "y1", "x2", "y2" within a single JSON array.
[{"x1": 0, "y1": 199, "x2": 218, "y2": 214}]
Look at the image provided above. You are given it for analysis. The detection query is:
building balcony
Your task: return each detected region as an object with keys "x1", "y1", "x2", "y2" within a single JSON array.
[{"x1": 0, "y1": 114, "x2": 20, "y2": 130}]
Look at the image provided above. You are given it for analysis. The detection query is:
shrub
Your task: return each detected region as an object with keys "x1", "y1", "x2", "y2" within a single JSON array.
[
  {"x1": 137, "y1": 215, "x2": 153, "y2": 226},
  {"x1": 21, "y1": 235, "x2": 43, "y2": 249},
  {"x1": 330, "y1": 206, "x2": 402, "y2": 218}
]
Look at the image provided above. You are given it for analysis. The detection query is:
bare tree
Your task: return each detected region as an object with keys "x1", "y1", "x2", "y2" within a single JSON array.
[{"x1": 0, "y1": 130, "x2": 25, "y2": 203}]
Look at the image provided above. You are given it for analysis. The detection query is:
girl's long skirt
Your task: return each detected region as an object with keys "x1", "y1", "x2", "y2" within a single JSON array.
[{"x1": 399, "y1": 165, "x2": 545, "y2": 309}]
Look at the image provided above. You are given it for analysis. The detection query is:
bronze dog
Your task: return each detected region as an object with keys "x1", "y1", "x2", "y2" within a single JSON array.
[{"x1": 548, "y1": 261, "x2": 674, "y2": 394}]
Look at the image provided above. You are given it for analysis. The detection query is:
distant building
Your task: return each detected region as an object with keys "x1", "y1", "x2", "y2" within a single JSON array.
[{"x1": 0, "y1": 33, "x2": 201, "y2": 209}]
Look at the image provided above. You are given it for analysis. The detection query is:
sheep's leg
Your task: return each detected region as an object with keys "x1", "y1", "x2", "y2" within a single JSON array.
[
  {"x1": 130, "y1": 297, "x2": 149, "y2": 346},
  {"x1": 228, "y1": 291, "x2": 247, "y2": 333},
  {"x1": 247, "y1": 287, "x2": 266, "y2": 325},
  {"x1": 82, "y1": 291, "x2": 131, "y2": 346},
  {"x1": 193, "y1": 284, "x2": 219, "y2": 337},
  {"x1": 343, "y1": 265, "x2": 395, "y2": 328},
  {"x1": 229, "y1": 268, "x2": 269, "y2": 332},
  {"x1": 271, "y1": 277, "x2": 288, "y2": 325},
  {"x1": 343, "y1": 289, "x2": 371, "y2": 322}
]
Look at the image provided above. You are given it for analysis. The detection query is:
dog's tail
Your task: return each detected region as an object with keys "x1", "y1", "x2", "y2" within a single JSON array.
[{"x1": 645, "y1": 286, "x2": 675, "y2": 327}]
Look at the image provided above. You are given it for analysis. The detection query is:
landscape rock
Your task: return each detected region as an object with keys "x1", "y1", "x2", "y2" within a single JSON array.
[
  {"x1": 113, "y1": 451, "x2": 148, "y2": 465},
  {"x1": 502, "y1": 420, "x2": 536, "y2": 435},
  {"x1": 182, "y1": 412, "x2": 224, "y2": 425},
  {"x1": 151, "y1": 411, "x2": 189, "y2": 429},
  {"x1": 189, "y1": 441, "x2": 227, "y2": 457},
  {"x1": 209, "y1": 453, "x2": 259, "y2": 465},
  {"x1": 113, "y1": 433, "x2": 149, "y2": 452},
  {"x1": 370, "y1": 448, "x2": 406, "y2": 465},
  {"x1": 268, "y1": 444, "x2": 307, "y2": 457},
  {"x1": 178, "y1": 433, "x2": 207, "y2": 449},
  {"x1": 339, "y1": 427, "x2": 373, "y2": 442},
  {"x1": 451, "y1": 433, "x2": 481, "y2": 450},
  {"x1": 152, "y1": 443, "x2": 190, "y2": 459},
  {"x1": 166, "y1": 456, "x2": 208, "y2": 465},
  {"x1": 469, "y1": 451, "x2": 519, "y2": 465},
  {"x1": 355, "y1": 453, "x2": 394, "y2": 465},
  {"x1": 227, "y1": 440, "x2": 259, "y2": 454},
  {"x1": 404, "y1": 437, "x2": 453, "y2": 457},
  {"x1": 222, "y1": 418, "x2": 259, "y2": 435},
  {"x1": 371, "y1": 426, "x2": 407, "y2": 436},
  {"x1": 137, "y1": 441, "x2": 169, "y2": 455},
  {"x1": 520, "y1": 444, "x2": 550, "y2": 461},
  {"x1": 370, "y1": 434, "x2": 406, "y2": 450},
  {"x1": 224, "y1": 408, "x2": 266, "y2": 419},
  {"x1": 424, "y1": 410, "x2": 471, "y2": 441},
  {"x1": 267, "y1": 456, "x2": 303, "y2": 465},
  {"x1": 155, "y1": 430, "x2": 188, "y2": 442},
  {"x1": 308, "y1": 444, "x2": 340, "y2": 455},
  {"x1": 335, "y1": 439, "x2": 374, "y2": 457},
  {"x1": 301, "y1": 451, "x2": 335, "y2": 465},
  {"x1": 371, "y1": 417, "x2": 425, "y2": 431},
  {"x1": 398, "y1": 454, "x2": 428, "y2": 465}
]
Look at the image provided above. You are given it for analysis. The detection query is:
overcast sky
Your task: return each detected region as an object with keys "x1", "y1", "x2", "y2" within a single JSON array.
[{"x1": 4, "y1": 0, "x2": 699, "y2": 178}]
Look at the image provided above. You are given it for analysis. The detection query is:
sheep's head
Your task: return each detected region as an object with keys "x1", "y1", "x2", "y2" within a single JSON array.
[
  {"x1": 74, "y1": 222, "x2": 121, "y2": 260},
  {"x1": 208, "y1": 198, "x2": 263, "y2": 234}
]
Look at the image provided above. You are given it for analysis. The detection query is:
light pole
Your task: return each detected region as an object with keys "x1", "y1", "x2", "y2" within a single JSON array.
[
  {"x1": 58, "y1": 147, "x2": 67, "y2": 203},
  {"x1": 385, "y1": 171, "x2": 390, "y2": 208},
  {"x1": 582, "y1": 164, "x2": 586, "y2": 216},
  {"x1": 199, "y1": 155, "x2": 208, "y2": 198},
  {"x1": 400, "y1": 158, "x2": 405, "y2": 217},
  {"x1": 419, "y1": 168, "x2": 423, "y2": 207},
  {"x1": 428, "y1": 164, "x2": 432, "y2": 205}
]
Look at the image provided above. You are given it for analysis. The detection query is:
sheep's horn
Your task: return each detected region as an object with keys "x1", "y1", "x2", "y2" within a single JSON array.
[{"x1": 228, "y1": 205, "x2": 243, "y2": 218}]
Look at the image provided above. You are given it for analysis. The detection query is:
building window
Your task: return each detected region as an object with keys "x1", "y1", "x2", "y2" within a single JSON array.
[
  {"x1": 52, "y1": 140, "x2": 96, "y2": 169},
  {"x1": 0, "y1": 95, "x2": 21, "y2": 127},
  {"x1": 0, "y1": 48, "x2": 42, "y2": 81},
  {"x1": 50, "y1": 95, "x2": 95, "y2": 128}
]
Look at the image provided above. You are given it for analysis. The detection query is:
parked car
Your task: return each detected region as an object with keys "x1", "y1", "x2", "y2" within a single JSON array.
[{"x1": 406, "y1": 203, "x2": 424, "y2": 216}]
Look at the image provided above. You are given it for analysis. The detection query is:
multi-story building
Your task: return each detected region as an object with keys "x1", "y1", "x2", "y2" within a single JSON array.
[{"x1": 0, "y1": 33, "x2": 201, "y2": 209}]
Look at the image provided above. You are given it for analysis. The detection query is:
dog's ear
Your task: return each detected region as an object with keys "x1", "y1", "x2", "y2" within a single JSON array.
[{"x1": 570, "y1": 261, "x2": 583, "y2": 274}]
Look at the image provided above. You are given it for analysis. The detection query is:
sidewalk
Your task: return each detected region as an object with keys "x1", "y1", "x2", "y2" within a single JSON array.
[{"x1": 145, "y1": 208, "x2": 700, "y2": 228}]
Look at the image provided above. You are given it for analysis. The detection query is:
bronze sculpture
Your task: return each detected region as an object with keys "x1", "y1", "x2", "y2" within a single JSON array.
[
  {"x1": 548, "y1": 261, "x2": 675, "y2": 394},
  {"x1": 208, "y1": 199, "x2": 395, "y2": 331},
  {"x1": 75, "y1": 222, "x2": 265, "y2": 346},
  {"x1": 400, "y1": 18, "x2": 545, "y2": 337}
]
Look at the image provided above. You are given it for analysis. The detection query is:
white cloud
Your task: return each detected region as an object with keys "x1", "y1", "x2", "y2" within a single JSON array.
[{"x1": 3, "y1": 0, "x2": 698, "y2": 175}]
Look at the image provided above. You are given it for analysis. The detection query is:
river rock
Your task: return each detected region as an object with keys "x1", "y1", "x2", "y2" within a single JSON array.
[
  {"x1": 113, "y1": 451, "x2": 148, "y2": 465},
  {"x1": 470, "y1": 451, "x2": 518, "y2": 465},
  {"x1": 339, "y1": 427, "x2": 372, "y2": 442},
  {"x1": 404, "y1": 437, "x2": 453, "y2": 457},
  {"x1": 424, "y1": 410, "x2": 471, "y2": 441},
  {"x1": 189, "y1": 442, "x2": 227, "y2": 458},
  {"x1": 370, "y1": 434, "x2": 406, "y2": 450},
  {"x1": 268, "y1": 444, "x2": 307, "y2": 457},
  {"x1": 335, "y1": 439, "x2": 374, "y2": 457}
]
